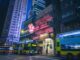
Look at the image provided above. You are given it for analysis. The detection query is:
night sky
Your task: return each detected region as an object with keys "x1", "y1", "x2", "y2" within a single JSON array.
[{"x1": 0, "y1": 0, "x2": 10, "y2": 37}]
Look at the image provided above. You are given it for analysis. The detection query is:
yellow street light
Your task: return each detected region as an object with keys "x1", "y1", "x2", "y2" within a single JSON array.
[{"x1": 21, "y1": 30, "x2": 24, "y2": 33}]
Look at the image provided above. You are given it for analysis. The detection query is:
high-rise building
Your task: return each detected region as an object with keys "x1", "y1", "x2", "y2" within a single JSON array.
[
  {"x1": 60, "y1": 0, "x2": 80, "y2": 32},
  {"x1": 32, "y1": 0, "x2": 46, "y2": 15},
  {"x1": 1, "y1": 0, "x2": 27, "y2": 45},
  {"x1": 32, "y1": 0, "x2": 52, "y2": 12}
]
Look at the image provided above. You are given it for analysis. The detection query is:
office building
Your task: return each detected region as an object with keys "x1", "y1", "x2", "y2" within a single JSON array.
[
  {"x1": 32, "y1": 0, "x2": 46, "y2": 15},
  {"x1": 1, "y1": 0, "x2": 27, "y2": 45}
]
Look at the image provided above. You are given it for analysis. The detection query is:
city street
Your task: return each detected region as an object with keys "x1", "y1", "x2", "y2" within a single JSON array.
[
  {"x1": 0, "y1": 55, "x2": 59, "y2": 60},
  {"x1": 0, "y1": 0, "x2": 80, "y2": 60}
]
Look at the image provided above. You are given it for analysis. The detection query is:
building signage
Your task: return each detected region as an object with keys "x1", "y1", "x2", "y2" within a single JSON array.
[
  {"x1": 35, "y1": 15, "x2": 53, "y2": 25},
  {"x1": 28, "y1": 23, "x2": 35, "y2": 33},
  {"x1": 32, "y1": 36, "x2": 39, "y2": 40},
  {"x1": 34, "y1": 15, "x2": 53, "y2": 32},
  {"x1": 29, "y1": 15, "x2": 53, "y2": 40},
  {"x1": 34, "y1": 23, "x2": 49, "y2": 31},
  {"x1": 35, "y1": 27, "x2": 53, "y2": 35}
]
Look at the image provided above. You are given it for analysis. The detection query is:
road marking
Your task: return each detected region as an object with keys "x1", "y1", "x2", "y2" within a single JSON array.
[{"x1": 30, "y1": 56, "x2": 32, "y2": 60}]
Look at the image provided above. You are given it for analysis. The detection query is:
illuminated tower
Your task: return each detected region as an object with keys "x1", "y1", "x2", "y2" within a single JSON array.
[{"x1": 1, "y1": 0, "x2": 27, "y2": 45}]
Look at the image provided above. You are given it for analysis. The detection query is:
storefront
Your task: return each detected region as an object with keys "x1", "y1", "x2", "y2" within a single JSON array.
[
  {"x1": 39, "y1": 33, "x2": 54, "y2": 55},
  {"x1": 27, "y1": 14, "x2": 54, "y2": 55},
  {"x1": 27, "y1": 5, "x2": 54, "y2": 55}
]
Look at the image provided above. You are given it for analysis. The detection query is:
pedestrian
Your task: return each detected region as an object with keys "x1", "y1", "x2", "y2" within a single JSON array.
[{"x1": 38, "y1": 47, "x2": 42, "y2": 55}]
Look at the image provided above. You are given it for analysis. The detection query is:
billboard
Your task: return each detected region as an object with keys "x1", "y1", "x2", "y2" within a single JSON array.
[
  {"x1": 28, "y1": 23, "x2": 35, "y2": 33},
  {"x1": 58, "y1": 31, "x2": 80, "y2": 50}
]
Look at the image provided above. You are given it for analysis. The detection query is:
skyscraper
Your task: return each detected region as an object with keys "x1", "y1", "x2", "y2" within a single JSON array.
[
  {"x1": 32, "y1": 0, "x2": 46, "y2": 15},
  {"x1": 1, "y1": 0, "x2": 27, "y2": 45}
]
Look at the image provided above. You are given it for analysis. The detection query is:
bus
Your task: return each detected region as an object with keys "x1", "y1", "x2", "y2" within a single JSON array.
[{"x1": 56, "y1": 30, "x2": 80, "y2": 59}]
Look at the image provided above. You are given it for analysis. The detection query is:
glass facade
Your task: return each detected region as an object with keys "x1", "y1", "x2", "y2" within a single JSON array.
[
  {"x1": 1, "y1": 0, "x2": 27, "y2": 45},
  {"x1": 32, "y1": 0, "x2": 46, "y2": 15}
]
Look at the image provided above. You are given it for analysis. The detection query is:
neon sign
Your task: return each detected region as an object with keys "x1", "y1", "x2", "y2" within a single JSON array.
[
  {"x1": 34, "y1": 15, "x2": 53, "y2": 32},
  {"x1": 35, "y1": 23, "x2": 49, "y2": 31},
  {"x1": 32, "y1": 15, "x2": 53, "y2": 40},
  {"x1": 28, "y1": 23, "x2": 35, "y2": 33},
  {"x1": 35, "y1": 15, "x2": 53, "y2": 25},
  {"x1": 35, "y1": 27, "x2": 53, "y2": 35},
  {"x1": 32, "y1": 36, "x2": 39, "y2": 40}
]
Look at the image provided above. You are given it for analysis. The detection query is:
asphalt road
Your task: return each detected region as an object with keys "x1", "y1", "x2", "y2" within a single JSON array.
[{"x1": 0, "y1": 55, "x2": 59, "y2": 60}]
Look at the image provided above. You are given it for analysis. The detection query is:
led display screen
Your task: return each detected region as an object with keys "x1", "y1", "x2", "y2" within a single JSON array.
[{"x1": 59, "y1": 31, "x2": 80, "y2": 50}]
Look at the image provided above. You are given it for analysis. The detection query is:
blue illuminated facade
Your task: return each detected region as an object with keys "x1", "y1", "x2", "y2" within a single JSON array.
[
  {"x1": 58, "y1": 30, "x2": 80, "y2": 50},
  {"x1": 26, "y1": 0, "x2": 32, "y2": 19},
  {"x1": 1, "y1": 0, "x2": 27, "y2": 45}
]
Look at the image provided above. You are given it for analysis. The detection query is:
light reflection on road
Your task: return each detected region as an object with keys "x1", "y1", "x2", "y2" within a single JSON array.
[{"x1": 0, "y1": 55, "x2": 59, "y2": 60}]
